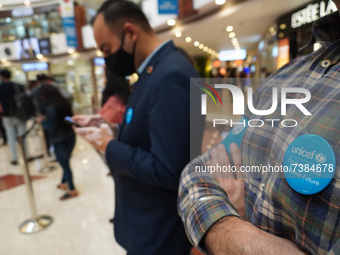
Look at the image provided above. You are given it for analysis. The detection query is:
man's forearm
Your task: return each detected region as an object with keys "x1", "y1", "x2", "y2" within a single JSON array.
[{"x1": 204, "y1": 216, "x2": 308, "y2": 255}]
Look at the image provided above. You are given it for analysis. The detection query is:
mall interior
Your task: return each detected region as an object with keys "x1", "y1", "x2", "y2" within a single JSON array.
[{"x1": 0, "y1": 0, "x2": 337, "y2": 254}]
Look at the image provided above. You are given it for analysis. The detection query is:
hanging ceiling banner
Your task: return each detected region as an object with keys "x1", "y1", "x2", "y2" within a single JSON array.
[
  {"x1": 158, "y1": 0, "x2": 178, "y2": 14},
  {"x1": 59, "y1": 0, "x2": 78, "y2": 48}
]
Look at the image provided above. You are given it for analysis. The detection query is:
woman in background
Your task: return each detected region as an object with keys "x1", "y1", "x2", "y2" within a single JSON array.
[
  {"x1": 39, "y1": 84, "x2": 78, "y2": 200},
  {"x1": 99, "y1": 69, "x2": 130, "y2": 124},
  {"x1": 0, "y1": 103, "x2": 6, "y2": 145}
]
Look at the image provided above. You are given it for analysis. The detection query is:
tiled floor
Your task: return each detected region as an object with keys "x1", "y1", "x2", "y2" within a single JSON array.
[{"x1": 0, "y1": 129, "x2": 126, "y2": 255}]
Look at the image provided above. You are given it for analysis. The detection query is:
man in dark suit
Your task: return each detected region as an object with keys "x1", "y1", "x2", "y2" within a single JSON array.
[{"x1": 76, "y1": 0, "x2": 203, "y2": 254}]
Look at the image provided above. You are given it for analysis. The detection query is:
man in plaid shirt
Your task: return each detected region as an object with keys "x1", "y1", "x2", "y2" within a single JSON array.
[{"x1": 178, "y1": 3, "x2": 340, "y2": 255}]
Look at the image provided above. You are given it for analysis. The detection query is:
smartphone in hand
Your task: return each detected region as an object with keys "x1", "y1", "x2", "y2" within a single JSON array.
[{"x1": 64, "y1": 116, "x2": 83, "y2": 128}]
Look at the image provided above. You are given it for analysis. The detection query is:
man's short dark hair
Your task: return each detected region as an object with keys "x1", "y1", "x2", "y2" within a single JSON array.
[
  {"x1": 0, "y1": 69, "x2": 11, "y2": 79},
  {"x1": 37, "y1": 73, "x2": 47, "y2": 81},
  {"x1": 95, "y1": 0, "x2": 152, "y2": 34}
]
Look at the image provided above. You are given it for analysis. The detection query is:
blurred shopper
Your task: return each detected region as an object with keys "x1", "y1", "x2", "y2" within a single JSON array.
[
  {"x1": 35, "y1": 74, "x2": 73, "y2": 106},
  {"x1": 0, "y1": 104, "x2": 6, "y2": 145},
  {"x1": 0, "y1": 69, "x2": 29, "y2": 165},
  {"x1": 75, "y1": 1, "x2": 203, "y2": 254},
  {"x1": 260, "y1": 67, "x2": 271, "y2": 79},
  {"x1": 178, "y1": 6, "x2": 340, "y2": 255},
  {"x1": 99, "y1": 69, "x2": 130, "y2": 124},
  {"x1": 31, "y1": 74, "x2": 73, "y2": 158},
  {"x1": 26, "y1": 80, "x2": 38, "y2": 95},
  {"x1": 38, "y1": 85, "x2": 78, "y2": 200},
  {"x1": 30, "y1": 76, "x2": 51, "y2": 157},
  {"x1": 30, "y1": 74, "x2": 47, "y2": 115},
  {"x1": 102, "y1": 68, "x2": 130, "y2": 106}
]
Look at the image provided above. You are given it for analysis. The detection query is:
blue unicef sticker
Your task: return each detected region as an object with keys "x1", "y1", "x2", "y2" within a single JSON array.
[
  {"x1": 221, "y1": 116, "x2": 249, "y2": 153},
  {"x1": 283, "y1": 134, "x2": 336, "y2": 195},
  {"x1": 126, "y1": 108, "x2": 134, "y2": 124}
]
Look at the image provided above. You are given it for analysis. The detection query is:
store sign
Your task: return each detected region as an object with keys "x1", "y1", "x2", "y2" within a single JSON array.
[
  {"x1": 62, "y1": 17, "x2": 78, "y2": 48},
  {"x1": 50, "y1": 33, "x2": 68, "y2": 55},
  {"x1": 22, "y1": 62, "x2": 48, "y2": 72},
  {"x1": 94, "y1": 58, "x2": 105, "y2": 66},
  {"x1": 38, "y1": 38, "x2": 51, "y2": 55},
  {"x1": 291, "y1": 0, "x2": 337, "y2": 29},
  {"x1": 11, "y1": 7, "x2": 34, "y2": 17},
  {"x1": 277, "y1": 38, "x2": 290, "y2": 69},
  {"x1": 158, "y1": 0, "x2": 178, "y2": 14},
  {"x1": 219, "y1": 49, "x2": 247, "y2": 61}
]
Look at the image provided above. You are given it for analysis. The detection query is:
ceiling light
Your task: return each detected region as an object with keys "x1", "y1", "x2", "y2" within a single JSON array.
[
  {"x1": 231, "y1": 38, "x2": 238, "y2": 43},
  {"x1": 67, "y1": 48, "x2": 75, "y2": 54},
  {"x1": 36, "y1": 54, "x2": 43, "y2": 60},
  {"x1": 203, "y1": 46, "x2": 208, "y2": 52},
  {"x1": 175, "y1": 31, "x2": 182, "y2": 38},
  {"x1": 215, "y1": 0, "x2": 226, "y2": 5},
  {"x1": 96, "y1": 50, "x2": 102, "y2": 57},
  {"x1": 226, "y1": 26, "x2": 233, "y2": 32},
  {"x1": 185, "y1": 37, "x2": 192, "y2": 43},
  {"x1": 5, "y1": 17, "x2": 11, "y2": 23},
  {"x1": 24, "y1": 0, "x2": 30, "y2": 6},
  {"x1": 278, "y1": 33, "x2": 284, "y2": 38},
  {"x1": 194, "y1": 41, "x2": 200, "y2": 47},
  {"x1": 199, "y1": 44, "x2": 204, "y2": 49},
  {"x1": 279, "y1": 24, "x2": 287, "y2": 30},
  {"x1": 229, "y1": 32, "x2": 236, "y2": 38},
  {"x1": 167, "y1": 19, "x2": 176, "y2": 26}
]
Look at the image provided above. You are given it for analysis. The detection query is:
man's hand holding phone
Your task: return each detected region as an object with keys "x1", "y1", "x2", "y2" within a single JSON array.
[
  {"x1": 64, "y1": 116, "x2": 83, "y2": 127},
  {"x1": 66, "y1": 115, "x2": 118, "y2": 154},
  {"x1": 72, "y1": 114, "x2": 106, "y2": 128},
  {"x1": 74, "y1": 123, "x2": 114, "y2": 154}
]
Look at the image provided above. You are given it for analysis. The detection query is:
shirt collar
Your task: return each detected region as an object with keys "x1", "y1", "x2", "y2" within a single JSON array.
[
  {"x1": 299, "y1": 12, "x2": 340, "y2": 52},
  {"x1": 137, "y1": 40, "x2": 171, "y2": 74},
  {"x1": 313, "y1": 11, "x2": 340, "y2": 43}
]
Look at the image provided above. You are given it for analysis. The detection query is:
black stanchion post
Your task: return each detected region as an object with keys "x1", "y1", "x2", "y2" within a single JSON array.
[{"x1": 17, "y1": 122, "x2": 53, "y2": 234}]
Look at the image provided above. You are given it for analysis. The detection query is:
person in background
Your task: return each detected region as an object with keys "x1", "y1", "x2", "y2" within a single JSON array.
[
  {"x1": 0, "y1": 103, "x2": 6, "y2": 145},
  {"x1": 35, "y1": 74, "x2": 73, "y2": 106},
  {"x1": 102, "y1": 68, "x2": 130, "y2": 106},
  {"x1": 0, "y1": 69, "x2": 29, "y2": 165},
  {"x1": 31, "y1": 74, "x2": 73, "y2": 159},
  {"x1": 27, "y1": 80, "x2": 38, "y2": 95},
  {"x1": 99, "y1": 68, "x2": 130, "y2": 124},
  {"x1": 38, "y1": 85, "x2": 78, "y2": 200},
  {"x1": 260, "y1": 67, "x2": 271, "y2": 79}
]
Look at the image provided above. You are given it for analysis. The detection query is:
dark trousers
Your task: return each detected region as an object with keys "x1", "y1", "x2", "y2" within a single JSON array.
[
  {"x1": 0, "y1": 114, "x2": 6, "y2": 144},
  {"x1": 54, "y1": 135, "x2": 76, "y2": 190}
]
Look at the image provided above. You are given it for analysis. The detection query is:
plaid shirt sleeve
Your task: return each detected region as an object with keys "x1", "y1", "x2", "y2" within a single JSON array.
[
  {"x1": 328, "y1": 239, "x2": 340, "y2": 255},
  {"x1": 177, "y1": 151, "x2": 241, "y2": 252}
]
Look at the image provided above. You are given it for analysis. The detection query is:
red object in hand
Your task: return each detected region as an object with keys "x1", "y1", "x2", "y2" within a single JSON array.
[{"x1": 99, "y1": 96, "x2": 126, "y2": 124}]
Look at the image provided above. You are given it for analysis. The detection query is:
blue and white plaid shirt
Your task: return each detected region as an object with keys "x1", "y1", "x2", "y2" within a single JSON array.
[{"x1": 178, "y1": 12, "x2": 340, "y2": 255}]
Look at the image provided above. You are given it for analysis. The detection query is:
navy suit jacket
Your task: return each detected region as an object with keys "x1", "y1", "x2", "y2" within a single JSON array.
[{"x1": 105, "y1": 41, "x2": 203, "y2": 254}]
